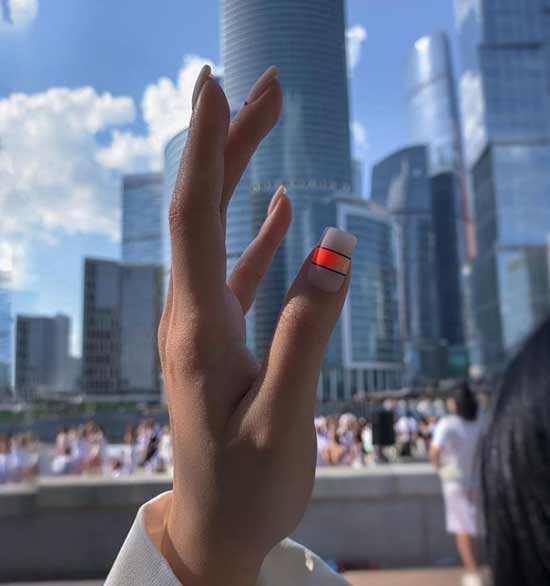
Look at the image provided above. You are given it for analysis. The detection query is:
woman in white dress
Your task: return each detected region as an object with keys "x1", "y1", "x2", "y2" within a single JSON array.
[{"x1": 431, "y1": 383, "x2": 483, "y2": 586}]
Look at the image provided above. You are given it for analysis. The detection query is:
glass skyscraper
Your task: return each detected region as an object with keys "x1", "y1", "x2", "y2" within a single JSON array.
[
  {"x1": 122, "y1": 173, "x2": 163, "y2": 265},
  {"x1": 456, "y1": 0, "x2": 550, "y2": 371},
  {"x1": 404, "y1": 31, "x2": 470, "y2": 375},
  {"x1": 371, "y1": 146, "x2": 440, "y2": 384},
  {"x1": 160, "y1": 0, "x2": 404, "y2": 396},
  {"x1": 222, "y1": 0, "x2": 353, "y2": 361}
]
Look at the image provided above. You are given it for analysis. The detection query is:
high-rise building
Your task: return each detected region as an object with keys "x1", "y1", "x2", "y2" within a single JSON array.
[
  {"x1": 15, "y1": 314, "x2": 70, "y2": 400},
  {"x1": 161, "y1": 1, "x2": 403, "y2": 396},
  {"x1": 352, "y1": 159, "x2": 364, "y2": 197},
  {"x1": 371, "y1": 146, "x2": 440, "y2": 383},
  {"x1": 455, "y1": 0, "x2": 550, "y2": 372},
  {"x1": 122, "y1": 173, "x2": 163, "y2": 265},
  {"x1": 404, "y1": 32, "x2": 470, "y2": 375},
  {"x1": 82, "y1": 259, "x2": 162, "y2": 397},
  {"x1": 334, "y1": 198, "x2": 403, "y2": 397},
  {"x1": 0, "y1": 270, "x2": 12, "y2": 394},
  {"x1": 222, "y1": 0, "x2": 353, "y2": 360},
  {"x1": 405, "y1": 32, "x2": 464, "y2": 176}
]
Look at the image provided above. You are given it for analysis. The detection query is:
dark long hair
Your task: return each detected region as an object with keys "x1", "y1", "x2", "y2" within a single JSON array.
[
  {"x1": 453, "y1": 382, "x2": 478, "y2": 421},
  {"x1": 481, "y1": 317, "x2": 550, "y2": 586}
]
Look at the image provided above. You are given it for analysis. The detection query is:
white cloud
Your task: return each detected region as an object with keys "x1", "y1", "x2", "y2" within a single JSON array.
[
  {"x1": 351, "y1": 120, "x2": 369, "y2": 156},
  {"x1": 346, "y1": 24, "x2": 367, "y2": 76},
  {"x1": 98, "y1": 56, "x2": 216, "y2": 173},
  {"x1": 0, "y1": 0, "x2": 38, "y2": 33},
  {"x1": 0, "y1": 86, "x2": 135, "y2": 286},
  {"x1": 0, "y1": 55, "x2": 216, "y2": 286}
]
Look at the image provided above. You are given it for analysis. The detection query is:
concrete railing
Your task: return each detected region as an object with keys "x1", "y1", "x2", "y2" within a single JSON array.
[{"x1": 0, "y1": 464, "x2": 455, "y2": 581}]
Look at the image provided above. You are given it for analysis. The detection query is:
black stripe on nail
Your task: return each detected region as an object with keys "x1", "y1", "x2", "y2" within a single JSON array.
[{"x1": 311, "y1": 262, "x2": 347, "y2": 277}]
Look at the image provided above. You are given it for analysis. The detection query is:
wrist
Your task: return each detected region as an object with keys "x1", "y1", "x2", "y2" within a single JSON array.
[{"x1": 162, "y1": 502, "x2": 262, "y2": 586}]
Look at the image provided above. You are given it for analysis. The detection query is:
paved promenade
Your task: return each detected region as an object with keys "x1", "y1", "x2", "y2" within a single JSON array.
[{"x1": 2, "y1": 568, "x2": 469, "y2": 586}]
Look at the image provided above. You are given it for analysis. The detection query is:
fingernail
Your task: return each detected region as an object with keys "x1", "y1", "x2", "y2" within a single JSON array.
[
  {"x1": 192, "y1": 64, "x2": 212, "y2": 110},
  {"x1": 309, "y1": 228, "x2": 357, "y2": 293},
  {"x1": 244, "y1": 65, "x2": 279, "y2": 105},
  {"x1": 267, "y1": 185, "x2": 287, "y2": 216}
]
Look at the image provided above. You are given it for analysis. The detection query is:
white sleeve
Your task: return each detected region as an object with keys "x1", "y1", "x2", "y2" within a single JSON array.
[{"x1": 105, "y1": 491, "x2": 350, "y2": 586}]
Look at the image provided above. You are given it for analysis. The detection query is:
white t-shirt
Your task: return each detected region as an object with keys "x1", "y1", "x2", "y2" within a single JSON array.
[{"x1": 432, "y1": 415, "x2": 482, "y2": 488}]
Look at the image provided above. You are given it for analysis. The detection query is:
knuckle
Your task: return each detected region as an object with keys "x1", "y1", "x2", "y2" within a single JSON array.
[{"x1": 279, "y1": 296, "x2": 326, "y2": 338}]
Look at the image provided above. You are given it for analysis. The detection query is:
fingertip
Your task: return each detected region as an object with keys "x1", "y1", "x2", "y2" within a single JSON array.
[{"x1": 194, "y1": 76, "x2": 230, "y2": 135}]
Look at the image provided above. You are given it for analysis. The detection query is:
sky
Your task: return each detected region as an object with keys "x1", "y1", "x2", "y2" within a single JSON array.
[{"x1": 0, "y1": 0, "x2": 458, "y2": 355}]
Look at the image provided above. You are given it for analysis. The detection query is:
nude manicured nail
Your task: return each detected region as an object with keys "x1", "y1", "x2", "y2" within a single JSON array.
[
  {"x1": 192, "y1": 64, "x2": 212, "y2": 110},
  {"x1": 309, "y1": 228, "x2": 357, "y2": 293},
  {"x1": 267, "y1": 185, "x2": 287, "y2": 215},
  {"x1": 245, "y1": 65, "x2": 279, "y2": 105}
]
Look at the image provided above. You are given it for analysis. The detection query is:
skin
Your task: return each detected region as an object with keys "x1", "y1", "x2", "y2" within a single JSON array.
[{"x1": 158, "y1": 73, "x2": 352, "y2": 586}]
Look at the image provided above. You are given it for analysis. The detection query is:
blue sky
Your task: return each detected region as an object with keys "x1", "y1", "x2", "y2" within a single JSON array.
[{"x1": 0, "y1": 0, "x2": 457, "y2": 355}]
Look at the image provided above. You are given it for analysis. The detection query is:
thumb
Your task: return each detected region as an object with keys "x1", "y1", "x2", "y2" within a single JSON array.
[{"x1": 257, "y1": 227, "x2": 357, "y2": 423}]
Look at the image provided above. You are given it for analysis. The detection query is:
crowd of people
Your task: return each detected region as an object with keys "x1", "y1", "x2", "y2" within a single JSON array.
[
  {"x1": 315, "y1": 407, "x2": 444, "y2": 467},
  {"x1": 0, "y1": 405, "x2": 460, "y2": 483},
  {"x1": 0, "y1": 419, "x2": 174, "y2": 483}
]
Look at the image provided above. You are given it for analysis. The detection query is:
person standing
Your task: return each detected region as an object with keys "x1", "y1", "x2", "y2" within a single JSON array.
[{"x1": 431, "y1": 383, "x2": 483, "y2": 586}]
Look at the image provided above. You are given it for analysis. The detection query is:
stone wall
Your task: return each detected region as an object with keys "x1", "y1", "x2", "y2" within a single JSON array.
[{"x1": 0, "y1": 465, "x2": 456, "y2": 581}]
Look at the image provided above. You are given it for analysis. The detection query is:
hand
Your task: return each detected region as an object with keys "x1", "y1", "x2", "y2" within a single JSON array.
[{"x1": 158, "y1": 65, "x2": 356, "y2": 586}]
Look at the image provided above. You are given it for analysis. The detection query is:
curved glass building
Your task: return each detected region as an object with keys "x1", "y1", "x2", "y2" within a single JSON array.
[
  {"x1": 122, "y1": 173, "x2": 163, "y2": 266},
  {"x1": 371, "y1": 146, "x2": 440, "y2": 384},
  {"x1": 405, "y1": 32, "x2": 469, "y2": 375},
  {"x1": 222, "y1": 0, "x2": 353, "y2": 360},
  {"x1": 404, "y1": 32, "x2": 463, "y2": 175}
]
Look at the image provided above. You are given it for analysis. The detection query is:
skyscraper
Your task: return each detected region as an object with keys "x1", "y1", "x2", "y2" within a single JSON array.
[
  {"x1": 336, "y1": 198, "x2": 403, "y2": 396},
  {"x1": 0, "y1": 270, "x2": 12, "y2": 394},
  {"x1": 82, "y1": 259, "x2": 162, "y2": 397},
  {"x1": 405, "y1": 32, "x2": 464, "y2": 176},
  {"x1": 222, "y1": 0, "x2": 353, "y2": 359},
  {"x1": 371, "y1": 146, "x2": 440, "y2": 383},
  {"x1": 161, "y1": 1, "x2": 403, "y2": 395},
  {"x1": 456, "y1": 0, "x2": 550, "y2": 371},
  {"x1": 122, "y1": 173, "x2": 163, "y2": 265},
  {"x1": 15, "y1": 314, "x2": 70, "y2": 400},
  {"x1": 404, "y1": 32, "x2": 469, "y2": 375}
]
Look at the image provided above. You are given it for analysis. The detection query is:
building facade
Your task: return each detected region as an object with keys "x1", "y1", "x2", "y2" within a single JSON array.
[
  {"x1": 15, "y1": 314, "x2": 70, "y2": 400},
  {"x1": 82, "y1": 259, "x2": 162, "y2": 397},
  {"x1": 0, "y1": 270, "x2": 12, "y2": 395},
  {"x1": 222, "y1": 0, "x2": 353, "y2": 361},
  {"x1": 371, "y1": 146, "x2": 440, "y2": 384},
  {"x1": 456, "y1": 0, "x2": 550, "y2": 371},
  {"x1": 122, "y1": 173, "x2": 164, "y2": 266},
  {"x1": 405, "y1": 32, "x2": 470, "y2": 377}
]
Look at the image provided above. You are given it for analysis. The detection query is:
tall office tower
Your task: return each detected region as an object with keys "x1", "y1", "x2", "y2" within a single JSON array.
[
  {"x1": 352, "y1": 159, "x2": 364, "y2": 197},
  {"x1": 82, "y1": 259, "x2": 162, "y2": 397},
  {"x1": 15, "y1": 314, "x2": 70, "y2": 400},
  {"x1": 0, "y1": 270, "x2": 12, "y2": 394},
  {"x1": 122, "y1": 173, "x2": 163, "y2": 265},
  {"x1": 405, "y1": 32, "x2": 470, "y2": 375},
  {"x1": 222, "y1": 0, "x2": 353, "y2": 360},
  {"x1": 334, "y1": 198, "x2": 403, "y2": 398},
  {"x1": 371, "y1": 146, "x2": 440, "y2": 384},
  {"x1": 455, "y1": 0, "x2": 550, "y2": 372}
]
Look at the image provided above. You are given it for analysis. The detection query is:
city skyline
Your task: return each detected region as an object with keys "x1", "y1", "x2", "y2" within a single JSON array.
[{"x1": 0, "y1": 0, "x2": 457, "y2": 352}]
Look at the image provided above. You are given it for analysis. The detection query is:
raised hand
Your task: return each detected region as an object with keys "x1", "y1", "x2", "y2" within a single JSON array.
[{"x1": 158, "y1": 65, "x2": 356, "y2": 586}]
